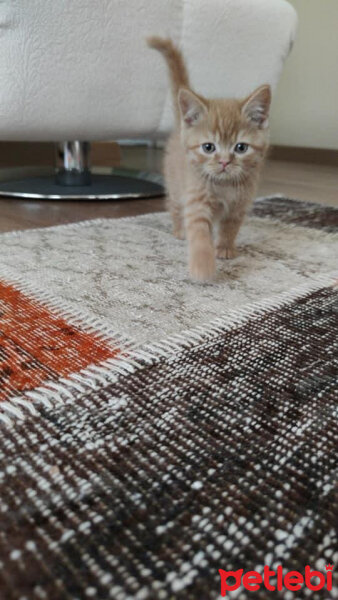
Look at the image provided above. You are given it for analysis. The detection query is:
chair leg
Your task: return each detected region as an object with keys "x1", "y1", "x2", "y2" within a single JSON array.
[{"x1": 55, "y1": 141, "x2": 91, "y2": 186}]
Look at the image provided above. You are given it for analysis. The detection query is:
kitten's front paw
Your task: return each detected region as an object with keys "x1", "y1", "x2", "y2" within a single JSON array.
[
  {"x1": 216, "y1": 245, "x2": 238, "y2": 260},
  {"x1": 189, "y1": 248, "x2": 216, "y2": 281}
]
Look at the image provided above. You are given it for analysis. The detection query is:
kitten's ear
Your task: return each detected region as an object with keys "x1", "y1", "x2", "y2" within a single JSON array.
[
  {"x1": 242, "y1": 85, "x2": 271, "y2": 128},
  {"x1": 178, "y1": 88, "x2": 207, "y2": 126}
]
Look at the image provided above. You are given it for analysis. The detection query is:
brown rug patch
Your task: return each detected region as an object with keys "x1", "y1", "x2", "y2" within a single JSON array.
[
  {"x1": 252, "y1": 196, "x2": 338, "y2": 232},
  {"x1": 0, "y1": 286, "x2": 337, "y2": 599}
]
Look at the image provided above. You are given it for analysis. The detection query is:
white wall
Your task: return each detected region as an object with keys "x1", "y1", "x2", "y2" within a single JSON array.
[{"x1": 270, "y1": 0, "x2": 338, "y2": 149}]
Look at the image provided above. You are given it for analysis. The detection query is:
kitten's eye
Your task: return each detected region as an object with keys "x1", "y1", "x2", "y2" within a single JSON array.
[
  {"x1": 202, "y1": 143, "x2": 216, "y2": 154},
  {"x1": 234, "y1": 142, "x2": 249, "y2": 154}
]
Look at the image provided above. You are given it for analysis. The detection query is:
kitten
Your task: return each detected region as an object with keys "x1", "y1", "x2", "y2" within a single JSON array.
[{"x1": 147, "y1": 37, "x2": 271, "y2": 281}]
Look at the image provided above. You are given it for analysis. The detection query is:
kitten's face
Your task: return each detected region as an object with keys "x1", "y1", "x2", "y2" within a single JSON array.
[{"x1": 179, "y1": 86, "x2": 271, "y2": 184}]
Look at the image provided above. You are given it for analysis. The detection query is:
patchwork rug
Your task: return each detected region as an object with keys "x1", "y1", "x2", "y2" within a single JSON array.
[{"x1": 0, "y1": 197, "x2": 337, "y2": 599}]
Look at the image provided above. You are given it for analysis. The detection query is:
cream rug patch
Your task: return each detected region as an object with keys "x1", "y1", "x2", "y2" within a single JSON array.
[{"x1": 0, "y1": 205, "x2": 336, "y2": 346}]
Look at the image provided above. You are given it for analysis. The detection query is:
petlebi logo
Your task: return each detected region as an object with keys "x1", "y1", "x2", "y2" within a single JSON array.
[{"x1": 219, "y1": 564, "x2": 334, "y2": 596}]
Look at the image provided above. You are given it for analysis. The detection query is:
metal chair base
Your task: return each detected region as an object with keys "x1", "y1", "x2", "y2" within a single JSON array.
[
  {"x1": 0, "y1": 141, "x2": 164, "y2": 200},
  {"x1": 0, "y1": 168, "x2": 164, "y2": 200}
]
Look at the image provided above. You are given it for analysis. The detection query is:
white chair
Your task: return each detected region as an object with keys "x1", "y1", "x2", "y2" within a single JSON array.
[{"x1": 0, "y1": 0, "x2": 297, "y2": 199}]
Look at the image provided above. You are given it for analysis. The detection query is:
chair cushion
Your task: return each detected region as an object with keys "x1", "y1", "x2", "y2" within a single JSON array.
[{"x1": 0, "y1": 0, "x2": 297, "y2": 141}]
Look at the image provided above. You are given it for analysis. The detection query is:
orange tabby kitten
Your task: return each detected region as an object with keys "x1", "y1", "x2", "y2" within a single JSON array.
[{"x1": 147, "y1": 37, "x2": 271, "y2": 281}]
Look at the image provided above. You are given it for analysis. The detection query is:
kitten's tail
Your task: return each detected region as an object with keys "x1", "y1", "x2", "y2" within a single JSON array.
[{"x1": 147, "y1": 36, "x2": 190, "y2": 124}]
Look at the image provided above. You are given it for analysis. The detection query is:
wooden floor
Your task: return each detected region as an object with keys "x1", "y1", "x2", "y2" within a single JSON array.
[{"x1": 0, "y1": 147, "x2": 336, "y2": 233}]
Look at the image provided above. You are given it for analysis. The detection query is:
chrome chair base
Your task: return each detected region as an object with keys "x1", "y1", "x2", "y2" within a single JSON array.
[
  {"x1": 0, "y1": 168, "x2": 164, "y2": 200},
  {"x1": 0, "y1": 141, "x2": 165, "y2": 200}
]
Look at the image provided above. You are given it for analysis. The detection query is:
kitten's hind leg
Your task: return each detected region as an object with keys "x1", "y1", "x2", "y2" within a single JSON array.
[
  {"x1": 216, "y1": 213, "x2": 244, "y2": 260},
  {"x1": 170, "y1": 201, "x2": 185, "y2": 240}
]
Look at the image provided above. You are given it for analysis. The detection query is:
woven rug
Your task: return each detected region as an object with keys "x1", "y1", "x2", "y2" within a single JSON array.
[{"x1": 0, "y1": 197, "x2": 337, "y2": 599}]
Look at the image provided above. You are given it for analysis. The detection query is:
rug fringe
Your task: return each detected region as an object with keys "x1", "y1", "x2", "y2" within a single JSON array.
[
  {"x1": 0, "y1": 274, "x2": 335, "y2": 427},
  {"x1": 0, "y1": 266, "x2": 135, "y2": 349},
  {"x1": 139, "y1": 275, "x2": 337, "y2": 356}
]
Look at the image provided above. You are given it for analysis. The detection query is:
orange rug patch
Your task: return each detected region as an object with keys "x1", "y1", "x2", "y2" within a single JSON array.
[{"x1": 0, "y1": 280, "x2": 119, "y2": 402}]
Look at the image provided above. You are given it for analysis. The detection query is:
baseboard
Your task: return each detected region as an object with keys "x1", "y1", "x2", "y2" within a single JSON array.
[
  {"x1": 269, "y1": 145, "x2": 338, "y2": 167},
  {"x1": 0, "y1": 141, "x2": 121, "y2": 168}
]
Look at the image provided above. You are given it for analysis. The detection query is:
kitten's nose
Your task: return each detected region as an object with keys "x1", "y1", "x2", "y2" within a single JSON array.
[{"x1": 219, "y1": 160, "x2": 230, "y2": 169}]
